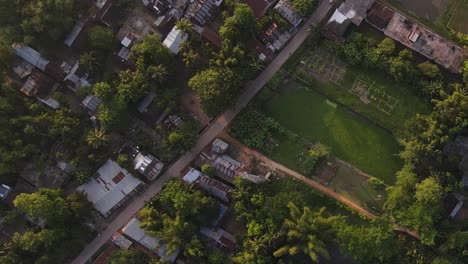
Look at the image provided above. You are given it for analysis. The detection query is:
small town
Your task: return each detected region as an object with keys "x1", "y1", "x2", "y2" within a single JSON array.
[{"x1": 0, "y1": 0, "x2": 467, "y2": 263}]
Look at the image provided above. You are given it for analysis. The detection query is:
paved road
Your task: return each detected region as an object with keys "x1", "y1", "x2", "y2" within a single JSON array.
[{"x1": 71, "y1": 2, "x2": 333, "y2": 263}]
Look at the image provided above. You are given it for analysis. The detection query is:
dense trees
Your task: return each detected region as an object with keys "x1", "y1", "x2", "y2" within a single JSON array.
[
  {"x1": 303, "y1": 143, "x2": 330, "y2": 176},
  {"x1": 0, "y1": 189, "x2": 93, "y2": 263},
  {"x1": 273, "y1": 204, "x2": 338, "y2": 262},
  {"x1": 0, "y1": 0, "x2": 91, "y2": 49},
  {"x1": 219, "y1": 4, "x2": 258, "y2": 42},
  {"x1": 109, "y1": 249, "x2": 151, "y2": 264},
  {"x1": 292, "y1": 0, "x2": 317, "y2": 15},
  {"x1": 138, "y1": 180, "x2": 217, "y2": 259},
  {"x1": 88, "y1": 25, "x2": 114, "y2": 52}
]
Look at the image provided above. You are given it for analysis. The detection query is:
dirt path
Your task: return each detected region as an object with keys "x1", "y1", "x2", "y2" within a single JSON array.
[
  {"x1": 219, "y1": 133, "x2": 421, "y2": 239},
  {"x1": 218, "y1": 133, "x2": 376, "y2": 219}
]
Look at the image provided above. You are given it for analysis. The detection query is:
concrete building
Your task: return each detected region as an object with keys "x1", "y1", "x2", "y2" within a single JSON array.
[
  {"x1": 366, "y1": 1, "x2": 466, "y2": 73},
  {"x1": 77, "y1": 159, "x2": 143, "y2": 217},
  {"x1": 133, "y1": 152, "x2": 164, "y2": 181},
  {"x1": 324, "y1": 0, "x2": 375, "y2": 39},
  {"x1": 211, "y1": 139, "x2": 229, "y2": 155}
]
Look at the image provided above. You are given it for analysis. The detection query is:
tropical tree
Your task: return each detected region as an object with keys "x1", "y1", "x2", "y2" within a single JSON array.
[
  {"x1": 292, "y1": 0, "x2": 316, "y2": 15},
  {"x1": 88, "y1": 25, "x2": 113, "y2": 51},
  {"x1": 86, "y1": 128, "x2": 109, "y2": 149},
  {"x1": 182, "y1": 49, "x2": 200, "y2": 67},
  {"x1": 175, "y1": 18, "x2": 193, "y2": 36},
  {"x1": 273, "y1": 203, "x2": 340, "y2": 262},
  {"x1": 79, "y1": 51, "x2": 100, "y2": 74},
  {"x1": 109, "y1": 248, "x2": 151, "y2": 264},
  {"x1": 147, "y1": 64, "x2": 168, "y2": 82}
]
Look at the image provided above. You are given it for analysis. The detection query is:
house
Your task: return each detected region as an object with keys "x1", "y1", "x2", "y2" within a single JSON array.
[
  {"x1": 246, "y1": 38, "x2": 274, "y2": 61},
  {"x1": 244, "y1": 0, "x2": 277, "y2": 19},
  {"x1": 81, "y1": 95, "x2": 101, "y2": 115},
  {"x1": 274, "y1": 0, "x2": 303, "y2": 27},
  {"x1": 137, "y1": 92, "x2": 157, "y2": 113},
  {"x1": 133, "y1": 152, "x2": 164, "y2": 181},
  {"x1": 118, "y1": 33, "x2": 138, "y2": 61},
  {"x1": 143, "y1": 0, "x2": 171, "y2": 16},
  {"x1": 213, "y1": 155, "x2": 244, "y2": 182},
  {"x1": 366, "y1": 1, "x2": 466, "y2": 73},
  {"x1": 211, "y1": 139, "x2": 229, "y2": 155},
  {"x1": 13, "y1": 61, "x2": 34, "y2": 79},
  {"x1": 13, "y1": 44, "x2": 49, "y2": 72},
  {"x1": 0, "y1": 184, "x2": 12, "y2": 200},
  {"x1": 122, "y1": 218, "x2": 179, "y2": 263},
  {"x1": 200, "y1": 227, "x2": 237, "y2": 251},
  {"x1": 185, "y1": 0, "x2": 223, "y2": 26},
  {"x1": 112, "y1": 232, "x2": 133, "y2": 249},
  {"x1": 183, "y1": 168, "x2": 234, "y2": 203},
  {"x1": 20, "y1": 69, "x2": 53, "y2": 97},
  {"x1": 324, "y1": 0, "x2": 375, "y2": 39},
  {"x1": 239, "y1": 172, "x2": 267, "y2": 184},
  {"x1": 64, "y1": 20, "x2": 86, "y2": 47},
  {"x1": 61, "y1": 61, "x2": 91, "y2": 92},
  {"x1": 162, "y1": 26, "x2": 188, "y2": 54},
  {"x1": 77, "y1": 159, "x2": 143, "y2": 217}
]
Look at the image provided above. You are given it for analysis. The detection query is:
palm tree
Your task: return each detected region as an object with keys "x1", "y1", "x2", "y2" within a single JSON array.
[
  {"x1": 273, "y1": 203, "x2": 340, "y2": 262},
  {"x1": 179, "y1": 40, "x2": 191, "y2": 54},
  {"x1": 157, "y1": 214, "x2": 198, "y2": 255},
  {"x1": 147, "y1": 64, "x2": 168, "y2": 82},
  {"x1": 249, "y1": 57, "x2": 264, "y2": 71},
  {"x1": 79, "y1": 51, "x2": 100, "y2": 74},
  {"x1": 0, "y1": 242, "x2": 11, "y2": 256},
  {"x1": 86, "y1": 128, "x2": 109, "y2": 149},
  {"x1": 175, "y1": 18, "x2": 193, "y2": 36},
  {"x1": 182, "y1": 49, "x2": 200, "y2": 67}
]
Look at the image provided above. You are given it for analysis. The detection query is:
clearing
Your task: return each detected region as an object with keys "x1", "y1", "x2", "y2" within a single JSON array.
[
  {"x1": 287, "y1": 47, "x2": 431, "y2": 132},
  {"x1": 259, "y1": 81, "x2": 403, "y2": 183}
]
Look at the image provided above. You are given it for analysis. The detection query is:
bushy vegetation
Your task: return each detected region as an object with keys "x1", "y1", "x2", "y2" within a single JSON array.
[
  {"x1": 303, "y1": 143, "x2": 330, "y2": 176},
  {"x1": 230, "y1": 110, "x2": 285, "y2": 154}
]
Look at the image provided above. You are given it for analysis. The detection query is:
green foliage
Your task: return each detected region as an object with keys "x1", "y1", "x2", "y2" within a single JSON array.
[
  {"x1": 462, "y1": 60, "x2": 468, "y2": 85},
  {"x1": 418, "y1": 61, "x2": 441, "y2": 79},
  {"x1": 86, "y1": 128, "x2": 109, "y2": 149},
  {"x1": 201, "y1": 164, "x2": 215, "y2": 177},
  {"x1": 109, "y1": 249, "x2": 151, "y2": 264},
  {"x1": 13, "y1": 188, "x2": 70, "y2": 224},
  {"x1": 130, "y1": 35, "x2": 172, "y2": 67},
  {"x1": 377, "y1": 37, "x2": 395, "y2": 56},
  {"x1": 368, "y1": 177, "x2": 386, "y2": 191},
  {"x1": 303, "y1": 143, "x2": 329, "y2": 176},
  {"x1": 335, "y1": 218, "x2": 399, "y2": 263},
  {"x1": 292, "y1": 0, "x2": 316, "y2": 15},
  {"x1": 219, "y1": 4, "x2": 258, "y2": 42},
  {"x1": 79, "y1": 51, "x2": 101, "y2": 75},
  {"x1": 88, "y1": 25, "x2": 114, "y2": 51},
  {"x1": 273, "y1": 203, "x2": 340, "y2": 262},
  {"x1": 138, "y1": 180, "x2": 218, "y2": 258},
  {"x1": 97, "y1": 97, "x2": 129, "y2": 132},
  {"x1": 230, "y1": 110, "x2": 285, "y2": 154}
]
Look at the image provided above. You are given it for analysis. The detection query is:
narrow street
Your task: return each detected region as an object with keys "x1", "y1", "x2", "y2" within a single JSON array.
[{"x1": 71, "y1": 1, "x2": 334, "y2": 263}]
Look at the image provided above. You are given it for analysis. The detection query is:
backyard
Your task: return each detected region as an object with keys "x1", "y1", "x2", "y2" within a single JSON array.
[{"x1": 259, "y1": 81, "x2": 403, "y2": 184}]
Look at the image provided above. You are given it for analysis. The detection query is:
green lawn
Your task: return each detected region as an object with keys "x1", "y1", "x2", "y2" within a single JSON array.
[
  {"x1": 260, "y1": 82, "x2": 403, "y2": 183},
  {"x1": 293, "y1": 61, "x2": 431, "y2": 132},
  {"x1": 448, "y1": 0, "x2": 468, "y2": 33}
]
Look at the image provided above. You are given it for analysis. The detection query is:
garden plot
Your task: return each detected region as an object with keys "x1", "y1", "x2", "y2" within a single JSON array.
[
  {"x1": 296, "y1": 49, "x2": 346, "y2": 85},
  {"x1": 350, "y1": 78, "x2": 399, "y2": 115}
]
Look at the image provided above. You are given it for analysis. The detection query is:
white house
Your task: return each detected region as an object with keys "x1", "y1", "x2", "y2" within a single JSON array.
[
  {"x1": 77, "y1": 159, "x2": 143, "y2": 217},
  {"x1": 162, "y1": 26, "x2": 188, "y2": 54}
]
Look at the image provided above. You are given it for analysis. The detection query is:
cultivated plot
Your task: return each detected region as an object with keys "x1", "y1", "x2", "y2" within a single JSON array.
[
  {"x1": 296, "y1": 49, "x2": 347, "y2": 85},
  {"x1": 350, "y1": 78, "x2": 399, "y2": 115}
]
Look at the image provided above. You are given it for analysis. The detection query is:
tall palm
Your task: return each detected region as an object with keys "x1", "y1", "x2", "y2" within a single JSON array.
[
  {"x1": 273, "y1": 203, "x2": 339, "y2": 262},
  {"x1": 175, "y1": 18, "x2": 192, "y2": 36},
  {"x1": 182, "y1": 49, "x2": 200, "y2": 67},
  {"x1": 147, "y1": 64, "x2": 168, "y2": 82},
  {"x1": 86, "y1": 128, "x2": 109, "y2": 149},
  {"x1": 0, "y1": 242, "x2": 11, "y2": 256},
  {"x1": 179, "y1": 41, "x2": 191, "y2": 54},
  {"x1": 157, "y1": 214, "x2": 197, "y2": 255},
  {"x1": 79, "y1": 51, "x2": 100, "y2": 74}
]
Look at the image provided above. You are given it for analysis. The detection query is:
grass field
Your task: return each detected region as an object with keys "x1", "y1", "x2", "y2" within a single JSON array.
[
  {"x1": 260, "y1": 81, "x2": 403, "y2": 183},
  {"x1": 291, "y1": 50, "x2": 432, "y2": 132},
  {"x1": 448, "y1": 0, "x2": 468, "y2": 33}
]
